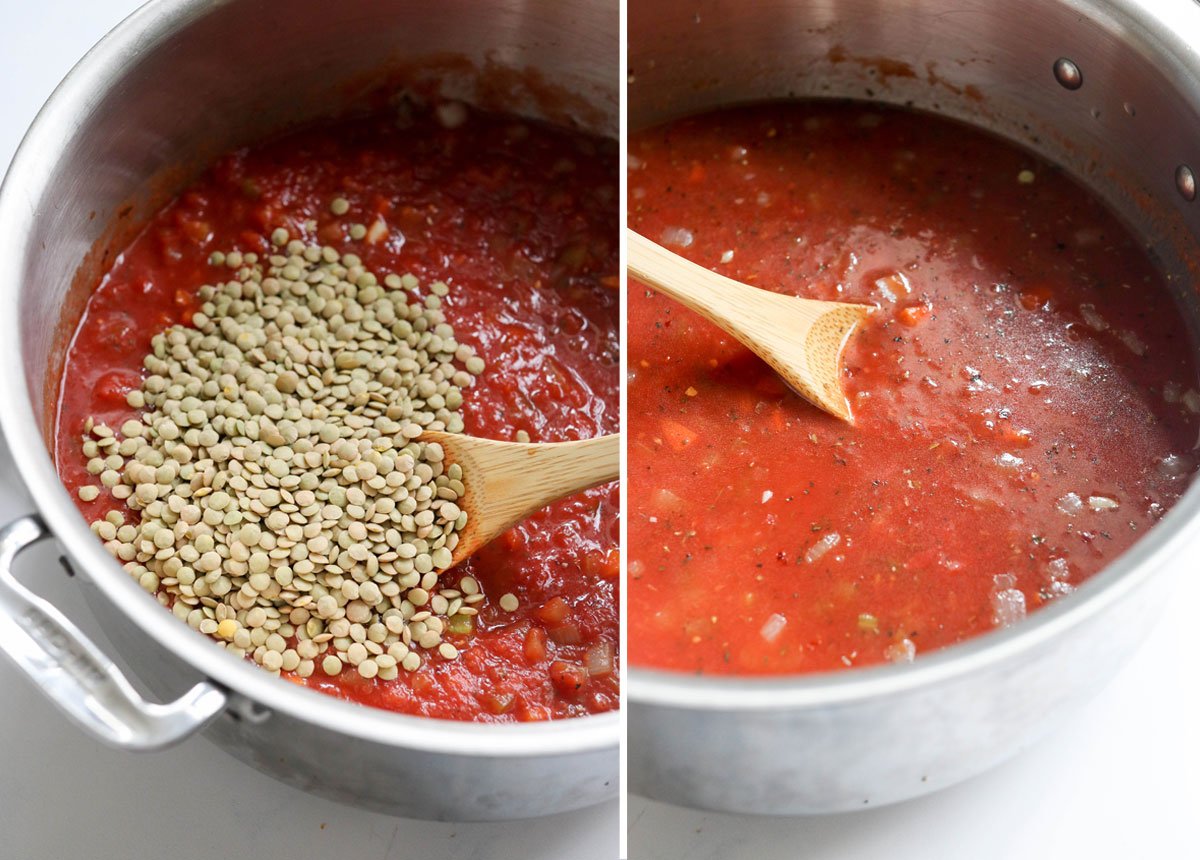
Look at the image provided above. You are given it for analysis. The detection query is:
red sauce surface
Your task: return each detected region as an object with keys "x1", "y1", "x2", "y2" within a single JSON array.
[
  {"x1": 56, "y1": 106, "x2": 619, "y2": 721},
  {"x1": 628, "y1": 102, "x2": 1199, "y2": 675}
]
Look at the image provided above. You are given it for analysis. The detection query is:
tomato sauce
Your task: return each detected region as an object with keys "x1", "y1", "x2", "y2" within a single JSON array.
[
  {"x1": 56, "y1": 105, "x2": 619, "y2": 720},
  {"x1": 628, "y1": 102, "x2": 1199, "y2": 675}
]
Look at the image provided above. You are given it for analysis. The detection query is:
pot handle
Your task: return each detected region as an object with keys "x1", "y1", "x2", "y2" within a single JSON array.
[{"x1": 0, "y1": 514, "x2": 227, "y2": 750}]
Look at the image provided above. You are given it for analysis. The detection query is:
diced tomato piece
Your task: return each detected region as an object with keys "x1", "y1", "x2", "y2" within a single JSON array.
[
  {"x1": 179, "y1": 218, "x2": 212, "y2": 244},
  {"x1": 523, "y1": 626, "x2": 548, "y2": 663},
  {"x1": 583, "y1": 548, "x2": 620, "y2": 580},
  {"x1": 549, "y1": 661, "x2": 588, "y2": 697},
  {"x1": 518, "y1": 702, "x2": 552, "y2": 722},
  {"x1": 318, "y1": 223, "x2": 344, "y2": 244},
  {"x1": 687, "y1": 162, "x2": 706, "y2": 183},
  {"x1": 370, "y1": 194, "x2": 393, "y2": 216},
  {"x1": 898, "y1": 304, "x2": 932, "y2": 327},
  {"x1": 479, "y1": 692, "x2": 515, "y2": 715},
  {"x1": 536, "y1": 596, "x2": 571, "y2": 626},
  {"x1": 998, "y1": 424, "x2": 1033, "y2": 447},
  {"x1": 238, "y1": 230, "x2": 267, "y2": 253}
]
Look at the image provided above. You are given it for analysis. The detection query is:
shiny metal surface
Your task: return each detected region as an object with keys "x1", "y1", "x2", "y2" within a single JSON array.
[
  {"x1": 0, "y1": 0, "x2": 617, "y2": 820},
  {"x1": 629, "y1": 0, "x2": 1200, "y2": 814},
  {"x1": 0, "y1": 515, "x2": 226, "y2": 749}
]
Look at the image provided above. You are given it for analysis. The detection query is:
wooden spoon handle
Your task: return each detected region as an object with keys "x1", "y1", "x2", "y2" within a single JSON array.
[
  {"x1": 493, "y1": 433, "x2": 621, "y2": 513},
  {"x1": 627, "y1": 229, "x2": 742, "y2": 321},
  {"x1": 628, "y1": 229, "x2": 872, "y2": 421}
]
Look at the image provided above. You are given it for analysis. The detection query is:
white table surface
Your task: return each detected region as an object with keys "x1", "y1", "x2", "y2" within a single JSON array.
[{"x1": 0, "y1": 3, "x2": 616, "y2": 858}]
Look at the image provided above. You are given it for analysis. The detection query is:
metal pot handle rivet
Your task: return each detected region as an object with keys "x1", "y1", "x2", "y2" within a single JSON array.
[{"x1": 0, "y1": 514, "x2": 226, "y2": 750}]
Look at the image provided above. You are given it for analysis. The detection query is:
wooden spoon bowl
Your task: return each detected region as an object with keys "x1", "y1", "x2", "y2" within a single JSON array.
[{"x1": 421, "y1": 431, "x2": 620, "y2": 569}]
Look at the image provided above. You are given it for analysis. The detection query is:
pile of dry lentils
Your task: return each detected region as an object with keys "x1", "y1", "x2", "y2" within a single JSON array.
[{"x1": 77, "y1": 221, "x2": 500, "y2": 681}]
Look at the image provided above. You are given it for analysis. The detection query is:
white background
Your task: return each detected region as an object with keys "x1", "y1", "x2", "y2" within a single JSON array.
[
  {"x1": 3, "y1": 3, "x2": 1199, "y2": 860},
  {"x1": 0, "y1": 2, "x2": 616, "y2": 858}
]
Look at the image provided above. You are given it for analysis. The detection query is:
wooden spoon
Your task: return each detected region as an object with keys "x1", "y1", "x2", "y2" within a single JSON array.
[
  {"x1": 421, "y1": 431, "x2": 620, "y2": 568},
  {"x1": 627, "y1": 229, "x2": 874, "y2": 421}
]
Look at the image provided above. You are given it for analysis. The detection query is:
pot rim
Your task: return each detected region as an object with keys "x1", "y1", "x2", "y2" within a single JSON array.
[
  {"x1": 627, "y1": 0, "x2": 1200, "y2": 712},
  {"x1": 0, "y1": 0, "x2": 617, "y2": 757}
]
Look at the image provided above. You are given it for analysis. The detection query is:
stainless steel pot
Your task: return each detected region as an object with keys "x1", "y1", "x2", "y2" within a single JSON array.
[
  {"x1": 628, "y1": 0, "x2": 1200, "y2": 814},
  {"x1": 0, "y1": 0, "x2": 617, "y2": 821}
]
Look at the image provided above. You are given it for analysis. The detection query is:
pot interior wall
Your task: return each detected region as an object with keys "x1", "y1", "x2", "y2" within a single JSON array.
[
  {"x1": 20, "y1": 0, "x2": 617, "y2": 448},
  {"x1": 629, "y1": 0, "x2": 1200, "y2": 347}
]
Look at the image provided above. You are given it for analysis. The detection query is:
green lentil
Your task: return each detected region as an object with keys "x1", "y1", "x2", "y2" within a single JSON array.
[{"x1": 79, "y1": 233, "x2": 485, "y2": 677}]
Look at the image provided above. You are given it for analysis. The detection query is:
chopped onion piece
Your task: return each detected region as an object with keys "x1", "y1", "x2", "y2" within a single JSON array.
[
  {"x1": 761, "y1": 490, "x2": 773, "y2": 504},
  {"x1": 1079, "y1": 303, "x2": 1108, "y2": 331},
  {"x1": 661, "y1": 226, "x2": 694, "y2": 248},
  {"x1": 1118, "y1": 330, "x2": 1147, "y2": 356},
  {"x1": 435, "y1": 101, "x2": 468, "y2": 129},
  {"x1": 585, "y1": 641, "x2": 614, "y2": 677},
  {"x1": 1047, "y1": 580, "x2": 1074, "y2": 598},
  {"x1": 1056, "y1": 492, "x2": 1083, "y2": 515},
  {"x1": 1088, "y1": 495, "x2": 1120, "y2": 511},
  {"x1": 720, "y1": 249, "x2": 735, "y2": 263},
  {"x1": 873, "y1": 272, "x2": 911, "y2": 302},
  {"x1": 991, "y1": 576, "x2": 1026, "y2": 628},
  {"x1": 1184, "y1": 389, "x2": 1200, "y2": 414},
  {"x1": 1045, "y1": 558, "x2": 1074, "y2": 599},
  {"x1": 1158, "y1": 454, "x2": 1193, "y2": 479},
  {"x1": 760, "y1": 612, "x2": 787, "y2": 643},
  {"x1": 651, "y1": 487, "x2": 684, "y2": 512},
  {"x1": 805, "y1": 531, "x2": 841, "y2": 563},
  {"x1": 365, "y1": 219, "x2": 388, "y2": 245},
  {"x1": 885, "y1": 638, "x2": 916, "y2": 663},
  {"x1": 995, "y1": 452, "x2": 1023, "y2": 470}
]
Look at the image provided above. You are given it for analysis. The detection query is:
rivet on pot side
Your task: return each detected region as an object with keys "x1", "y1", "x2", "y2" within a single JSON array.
[
  {"x1": 1053, "y1": 57, "x2": 1083, "y2": 90},
  {"x1": 1176, "y1": 164, "x2": 1196, "y2": 201}
]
